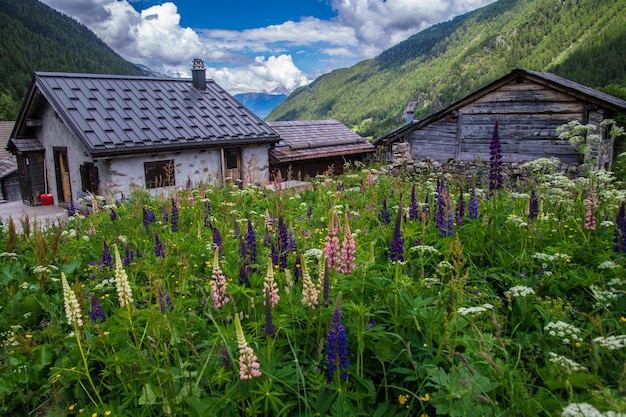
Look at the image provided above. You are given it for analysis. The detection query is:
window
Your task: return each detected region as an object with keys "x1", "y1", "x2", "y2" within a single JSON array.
[
  {"x1": 225, "y1": 147, "x2": 239, "y2": 170},
  {"x1": 80, "y1": 163, "x2": 100, "y2": 194},
  {"x1": 144, "y1": 160, "x2": 175, "y2": 189}
]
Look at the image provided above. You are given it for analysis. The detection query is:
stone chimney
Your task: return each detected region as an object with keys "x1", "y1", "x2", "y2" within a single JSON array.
[{"x1": 191, "y1": 58, "x2": 207, "y2": 90}]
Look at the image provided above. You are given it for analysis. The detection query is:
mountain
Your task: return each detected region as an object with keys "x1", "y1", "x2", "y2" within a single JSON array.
[
  {"x1": 267, "y1": 0, "x2": 626, "y2": 139},
  {"x1": 234, "y1": 92, "x2": 288, "y2": 119},
  {"x1": 0, "y1": 0, "x2": 144, "y2": 120}
]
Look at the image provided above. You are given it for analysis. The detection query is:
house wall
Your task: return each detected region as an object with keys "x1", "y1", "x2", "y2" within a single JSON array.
[
  {"x1": 101, "y1": 144, "x2": 271, "y2": 196},
  {"x1": 38, "y1": 105, "x2": 93, "y2": 204},
  {"x1": 409, "y1": 79, "x2": 593, "y2": 164}
]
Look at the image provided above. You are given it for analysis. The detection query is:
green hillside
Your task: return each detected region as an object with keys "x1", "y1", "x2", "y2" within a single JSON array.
[
  {"x1": 267, "y1": 0, "x2": 626, "y2": 138},
  {"x1": 0, "y1": 0, "x2": 144, "y2": 120}
]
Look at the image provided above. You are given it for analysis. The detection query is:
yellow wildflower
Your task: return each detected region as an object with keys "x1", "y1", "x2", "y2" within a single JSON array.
[
  {"x1": 620, "y1": 317, "x2": 626, "y2": 323},
  {"x1": 68, "y1": 404, "x2": 76, "y2": 411},
  {"x1": 398, "y1": 394, "x2": 409, "y2": 405},
  {"x1": 419, "y1": 393, "x2": 430, "y2": 402}
]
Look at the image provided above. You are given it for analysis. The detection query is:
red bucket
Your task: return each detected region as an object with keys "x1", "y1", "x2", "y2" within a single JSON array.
[{"x1": 40, "y1": 194, "x2": 54, "y2": 206}]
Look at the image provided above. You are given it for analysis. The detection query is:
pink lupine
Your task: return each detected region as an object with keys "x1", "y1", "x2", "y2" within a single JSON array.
[
  {"x1": 263, "y1": 258, "x2": 280, "y2": 309},
  {"x1": 300, "y1": 257, "x2": 319, "y2": 309},
  {"x1": 340, "y1": 212, "x2": 355, "y2": 274},
  {"x1": 234, "y1": 314, "x2": 262, "y2": 379},
  {"x1": 584, "y1": 186, "x2": 598, "y2": 231},
  {"x1": 324, "y1": 210, "x2": 341, "y2": 271},
  {"x1": 210, "y1": 247, "x2": 230, "y2": 310}
]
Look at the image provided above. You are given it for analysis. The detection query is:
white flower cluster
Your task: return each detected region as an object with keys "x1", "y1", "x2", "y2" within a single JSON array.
[
  {"x1": 94, "y1": 277, "x2": 116, "y2": 290},
  {"x1": 31, "y1": 265, "x2": 58, "y2": 275},
  {"x1": 457, "y1": 304, "x2": 494, "y2": 316},
  {"x1": 533, "y1": 252, "x2": 571, "y2": 263},
  {"x1": 561, "y1": 403, "x2": 604, "y2": 417},
  {"x1": 437, "y1": 261, "x2": 454, "y2": 271},
  {"x1": 303, "y1": 248, "x2": 323, "y2": 260},
  {"x1": 597, "y1": 260, "x2": 619, "y2": 270},
  {"x1": 590, "y1": 285, "x2": 619, "y2": 308},
  {"x1": 0, "y1": 252, "x2": 18, "y2": 261},
  {"x1": 510, "y1": 192, "x2": 530, "y2": 199},
  {"x1": 506, "y1": 214, "x2": 528, "y2": 228},
  {"x1": 544, "y1": 321, "x2": 582, "y2": 344},
  {"x1": 505, "y1": 285, "x2": 535, "y2": 298},
  {"x1": 61, "y1": 229, "x2": 77, "y2": 238},
  {"x1": 521, "y1": 157, "x2": 561, "y2": 174},
  {"x1": 1, "y1": 329, "x2": 20, "y2": 348},
  {"x1": 593, "y1": 335, "x2": 626, "y2": 350},
  {"x1": 409, "y1": 245, "x2": 440, "y2": 255},
  {"x1": 548, "y1": 352, "x2": 587, "y2": 373}
]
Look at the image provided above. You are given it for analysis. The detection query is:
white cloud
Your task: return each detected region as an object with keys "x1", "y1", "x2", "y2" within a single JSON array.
[{"x1": 39, "y1": 0, "x2": 496, "y2": 93}]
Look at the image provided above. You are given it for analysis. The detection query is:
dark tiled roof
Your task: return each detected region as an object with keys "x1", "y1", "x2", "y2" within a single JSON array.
[
  {"x1": 8, "y1": 137, "x2": 44, "y2": 152},
  {"x1": 31, "y1": 72, "x2": 279, "y2": 158},
  {"x1": 267, "y1": 120, "x2": 374, "y2": 164},
  {"x1": 0, "y1": 121, "x2": 15, "y2": 160},
  {"x1": 0, "y1": 155, "x2": 17, "y2": 179}
]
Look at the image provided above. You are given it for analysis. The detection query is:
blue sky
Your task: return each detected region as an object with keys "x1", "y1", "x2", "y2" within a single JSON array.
[{"x1": 40, "y1": 0, "x2": 496, "y2": 94}]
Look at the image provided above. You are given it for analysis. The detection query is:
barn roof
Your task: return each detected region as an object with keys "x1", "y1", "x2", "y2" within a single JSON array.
[
  {"x1": 11, "y1": 72, "x2": 280, "y2": 158},
  {"x1": 267, "y1": 120, "x2": 374, "y2": 164},
  {"x1": 0, "y1": 121, "x2": 15, "y2": 160},
  {"x1": 375, "y1": 68, "x2": 626, "y2": 146}
]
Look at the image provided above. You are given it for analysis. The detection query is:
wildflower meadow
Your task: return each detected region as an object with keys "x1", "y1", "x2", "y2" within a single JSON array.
[{"x1": 1, "y1": 160, "x2": 626, "y2": 417}]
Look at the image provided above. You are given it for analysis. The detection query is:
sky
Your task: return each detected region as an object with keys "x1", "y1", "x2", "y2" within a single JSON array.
[{"x1": 40, "y1": 0, "x2": 497, "y2": 95}]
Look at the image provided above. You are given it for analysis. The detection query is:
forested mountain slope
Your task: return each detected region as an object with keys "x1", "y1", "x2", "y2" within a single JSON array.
[
  {"x1": 268, "y1": 0, "x2": 626, "y2": 138},
  {"x1": 0, "y1": 0, "x2": 143, "y2": 120}
]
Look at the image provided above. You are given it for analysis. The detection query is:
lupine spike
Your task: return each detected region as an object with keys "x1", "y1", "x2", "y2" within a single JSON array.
[
  {"x1": 409, "y1": 184, "x2": 419, "y2": 220},
  {"x1": 489, "y1": 120, "x2": 503, "y2": 195},
  {"x1": 114, "y1": 245, "x2": 134, "y2": 307},
  {"x1": 170, "y1": 198, "x2": 179, "y2": 232},
  {"x1": 340, "y1": 211, "x2": 356, "y2": 274},
  {"x1": 210, "y1": 247, "x2": 230, "y2": 310},
  {"x1": 324, "y1": 210, "x2": 341, "y2": 271},
  {"x1": 154, "y1": 232, "x2": 165, "y2": 258},
  {"x1": 380, "y1": 197, "x2": 391, "y2": 225},
  {"x1": 326, "y1": 292, "x2": 348, "y2": 381},
  {"x1": 234, "y1": 314, "x2": 262, "y2": 379},
  {"x1": 301, "y1": 256, "x2": 319, "y2": 309},
  {"x1": 528, "y1": 189, "x2": 539, "y2": 221},
  {"x1": 61, "y1": 273, "x2": 83, "y2": 328},
  {"x1": 263, "y1": 257, "x2": 280, "y2": 309},
  {"x1": 89, "y1": 295, "x2": 106, "y2": 323},
  {"x1": 389, "y1": 203, "x2": 405, "y2": 263}
]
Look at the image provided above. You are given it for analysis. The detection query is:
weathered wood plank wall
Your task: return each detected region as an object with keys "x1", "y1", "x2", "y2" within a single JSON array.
[{"x1": 409, "y1": 79, "x2": 587, "y2": 164}]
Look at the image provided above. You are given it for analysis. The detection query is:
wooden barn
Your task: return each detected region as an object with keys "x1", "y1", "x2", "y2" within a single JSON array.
[
  {"x1": 267, "y1": 120, "x2": 374, "y2": 179},
  {"x1": 374, "y1": 69, "x2": 626, "y2": 167}
]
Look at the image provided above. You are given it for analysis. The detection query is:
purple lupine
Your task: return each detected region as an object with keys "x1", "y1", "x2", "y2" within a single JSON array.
[
  {"x1": 336, "y1": 181, "x2": 345, "y2": 192},
  {"x1": 123, "y1": 244, "x2": 134, "y2": 266},
  {"x1": 89, "y1": 295, "x2": 106, "y2": 323},
  {"x1": 213, "y1": 227, "x2": 222, "y2": 250},
  {"x1": 528, "y1": 189, "x2": 539, "y2": 221},
  {"x1": 380, "y1": 197, "x2": 391, "y2": 225},
  {"x1": 154, "y1": 232, "x2": 165, "y2": 258},
  {"x1": 110, "y1": 208, "x2": 117, "y2": 221},
  {"x1": 100, "y1": 239, "x2": 113, "y2": 268},
  {"x1": 287, "y1": 229, "x2": 297, "y2": 253},
  {"x1": 326, "y1": 293, "x2": 349, "y2": 382},
  {"x1": 456, "y1": 188, "x2": 465, "y2": 227},
  {"x1": 409, "y1": 184, "x2": 419, "y2": 220},
  {"x1": 613, "y1": 202, "x2": 626, "y2": 253},
  {"x1": 468, "y1": 184, "x2": 480, "y2": 219},
  {"x1": 246, "y1": 219, "x2": 257, "y2": 264},
  {"x1": 270, "y1": 240, "x2": 279, "y2": 267},
  {"x1": 67, "y1": 200, "x2": 76, "y2": 217},
  {"x1": 489, "y1": 120, "x2": 503, "y2": 195},
  {"x1": 435, "y1": 180, "x2": 454, "y2": 237},
  {"x1": 142, "y1": 207, "x2": 156, "y2": 234},
  {"x1": 238, "y1": 238, "x2": 251, "y2": 287},
  {"x1": 306, "y1": 205, "x2": 313, "y2": 219},
  {"x1": 293, "y1": 253, "x2": 302, "y2": 284},
  {"x1": 389, "y1": 203, "x2": 405, "y2": 263},
  {"x1": 277, "y1": 216, "x2": 289, "y2": 270},
  {"x1": 158, "y1": 286, "x2": 173, "y2": 313},
  {"x1": 161, "y1": 204, "x2": 169, "y2": 224},
  {"x1": 170, "y1": 198, "x2": 179, "y2": 233}
]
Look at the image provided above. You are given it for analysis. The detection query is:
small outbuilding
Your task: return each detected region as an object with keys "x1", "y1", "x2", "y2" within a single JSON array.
[
  {"x1": 0, "y1": 121, "x2": 19, "y2": 202},
  {"x1": 375, "y1": 69, "x2": 626, "y2": 169},
  {"x1": 267, "y1": 119, "x2": 374, "y2": 179},
  {"x1": 7, "y1": 59, "x2": 280, "y2": 206}
]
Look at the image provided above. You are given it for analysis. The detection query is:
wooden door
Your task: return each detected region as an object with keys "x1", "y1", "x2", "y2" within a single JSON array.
[
  {"x1": 223, "y1": 147, "x2": 241, "y2": 182},
  {"x1": 54, "y1": 149, "x2": 72, "y2": 203}
]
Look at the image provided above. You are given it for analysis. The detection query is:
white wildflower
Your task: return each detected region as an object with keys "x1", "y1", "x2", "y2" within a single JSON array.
[
  {"x1": 548, "y1": 352, "x2": 587, "y2": 373},
  {"x1": 505, "y1": 285, "x2": 535, "y2": 298},
  {"x1": 561, "y1": 403, "x2": 603, "y2": 417},
  {"x1": 61, "y1": 273, "x2": 83, "y2": 328},
  {"x1": 593, "y1": 335, "x2": 626, "y2": 350},
  {"x1": 114, "y1": 245, "x2": 133, "y2": 308},
  {"x1": 303, "y1": 248, "x2": 323, "y2": 260},
  {"x1": 544, "y1": 321, "x2": 582, "y2": 344}
]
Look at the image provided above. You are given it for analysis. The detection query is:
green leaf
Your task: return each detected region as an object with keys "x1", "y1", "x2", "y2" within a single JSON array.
[{"x1": 139, "y1": 383, "x2": 157, "y2": 405}]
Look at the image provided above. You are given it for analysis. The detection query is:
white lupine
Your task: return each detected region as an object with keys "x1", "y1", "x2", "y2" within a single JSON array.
[
  {"x1": 61, "y1": 273, "x2": 83, "y2": 328},
  {"x1": 114, "y1": 245, "x2": 133, "y2": 308}
]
